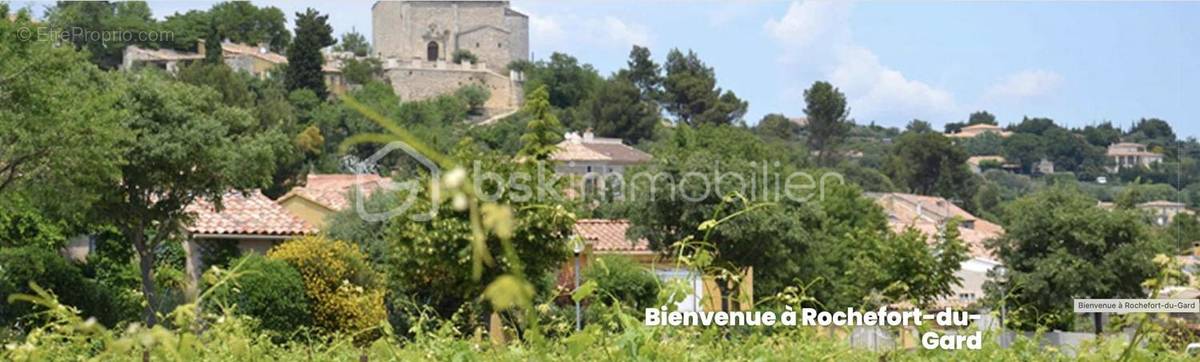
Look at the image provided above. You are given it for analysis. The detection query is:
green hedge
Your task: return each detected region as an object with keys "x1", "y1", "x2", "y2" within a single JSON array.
[
  {"x1": 583, "y1": 256, "x2": 660, "y2": 309},
  {"x1": 208, "y1": 255, "x2": 312, "y2": 336}
]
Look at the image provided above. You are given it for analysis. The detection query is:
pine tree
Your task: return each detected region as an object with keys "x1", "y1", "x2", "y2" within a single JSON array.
[
  {"x1": 285, "y1": 9, "x2": 335, "y2": 99},
  {"x1": 518, "y1": 86, "x2": 564, "y2": 161}
]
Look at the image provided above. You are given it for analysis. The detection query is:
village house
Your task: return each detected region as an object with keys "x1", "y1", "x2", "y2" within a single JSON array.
[
  {"x1": 869, "y1": 192, "x2": 1005, "y2": 309},
  {"x1": 1137, "y1": 200, "x2": 1192, "y2": 226},
  {"x1": 568, "y1": 219, "x2": 753, "y2": 312},
  {"x1": 276, "y1": 174, "x2": 392, "y2": 228},
  {"x1": 121, "y1": 40, "x2": 348, "y2": 93},
  {"x1": 946, "y1": 124, "x2": 1012, "y2": 139},
  {"x1": 551, "y1": 131, "x2": 652, "y2": 199},
  {"x1": 1106, "y1": 142, "x2": 1164, "y2": 172},
  {"x1": 182, "y1": 190, "x2": 318, "y2": 288}
]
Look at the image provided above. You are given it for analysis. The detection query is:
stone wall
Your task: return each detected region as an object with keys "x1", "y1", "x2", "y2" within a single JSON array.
[{"x1": 384, "y1": 63, "x2": 515, "y2": 109}]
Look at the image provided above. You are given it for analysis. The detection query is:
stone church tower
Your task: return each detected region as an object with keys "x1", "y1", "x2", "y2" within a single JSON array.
[{"x1": 372, "y1": 0, "x2": 529, "y2": 72}]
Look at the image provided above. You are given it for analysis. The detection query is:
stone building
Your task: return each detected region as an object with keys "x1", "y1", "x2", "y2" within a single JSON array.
[
  {"x1": 372, "y1": 0, "x2": 528, "y2": 71},
  {"x1": 372, "y1": 0, "x2": 529, "y2": 117}
]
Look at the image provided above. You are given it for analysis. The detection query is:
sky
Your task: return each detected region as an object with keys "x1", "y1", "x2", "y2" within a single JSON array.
[{"x1": 17, "y1": 1, "x2": 1200, "y2": 137}]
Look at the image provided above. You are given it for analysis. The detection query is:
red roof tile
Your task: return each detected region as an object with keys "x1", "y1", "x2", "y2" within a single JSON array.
[
  {"x1": 186, "y1": 190, "x2": 317, "y2": 236},
  {"x1": 280, "y1": 174, "x2": 390, "y2": 211},
  {"x1": 575, "y1": 219, "x2": 650, "y2": 253}
]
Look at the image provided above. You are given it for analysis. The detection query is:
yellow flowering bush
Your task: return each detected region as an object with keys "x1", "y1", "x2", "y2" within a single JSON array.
[{"x1": 267, "y1": 236, "x2": 385, "y2": 337}]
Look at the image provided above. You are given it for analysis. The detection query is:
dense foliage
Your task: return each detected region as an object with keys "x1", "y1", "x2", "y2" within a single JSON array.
[
  {"x1": 267, "y1": 236, "x2": 385, "y2": 337},
  {"x1": 208, "y1": 255, "x2": 312, "y2": 336}
]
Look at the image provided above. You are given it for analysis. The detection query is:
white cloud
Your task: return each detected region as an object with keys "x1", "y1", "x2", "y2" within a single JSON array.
[
  {"x1": 600, "y1": 16, "x2": 652, "y2": 48},
  {"x1": 830, "y1": 46, "x2": 957, "y2": 121},
  {"x1": 764, "y1": 1, "x2": 850, "y2": 59},
  {"x1": 520, "y1": 9, "x2": 651, "y2": 55},
  {"x1": 529, "y1": 13, "x2": 567, "y2": 51},
  {"x1": 765, "y1": 1, "x2": 957, "y2": 122},
  {"x1": 984, "y1": 69, "x2": 1063, "y2": 100}
]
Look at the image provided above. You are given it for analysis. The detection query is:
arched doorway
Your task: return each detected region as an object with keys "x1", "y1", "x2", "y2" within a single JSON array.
[{"x1": 426, "y1": 41, "x2": 439, "y2": 61}]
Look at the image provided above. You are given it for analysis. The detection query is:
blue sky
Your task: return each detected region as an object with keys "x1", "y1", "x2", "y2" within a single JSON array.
[{"x1": 17, "y1": 1, "x2": 1200, "y2": 137}]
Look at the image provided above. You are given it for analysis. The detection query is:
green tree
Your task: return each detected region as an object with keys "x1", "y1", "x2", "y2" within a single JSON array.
[
  {"x1": 456, "y1": 84, "x2": 492, "y2": 115},
  {"x1": 884, "y1": 131, "x2": 977, "y2": 203},
  {"x1": 803, "y1": 81, "x2": 850, "y2": 166},
  {"x1": 661, "y1": 49, "x2": 747, "y2": 126},
  {"x1": 520, "y1": 52, "x2": 602, "y2": 110},
  {"x1": 45, "y1": 1, "x2": 157, "y2": 69},
  {"x1": 755, "y1": 113, "x2": 800, "y2": 140},
  {"x1": 905, "y1": 119, "x2": 934, "y2": 133},
  {"x1": 960, "y1": 131, "x2": 1005, "y2": 156},
  {"x1": 0, "y1": 14, "x2": 130, "y2": 218},
  {"x1": 335, "y1": 29, "x2": 371, "y2": 57},
  {"x1": 1042, "y1": 127, "x2": 1105, "y2": 174},
  {"x1": 518, "y1": 86, "x2": 564, "y2": 161},
  {"x1": 987, "y1": 186, "x2": 1170, "y2": 330},
  {"x1": 588, "y1": 76, "x2": 659, "y2": 145},
  {"x1": 207, "y1": 2, "x2": 291, "y2": 51},
  {"x1": 1002, "y1": 133, "x2": 1045, "y2": 173},
  {"x1": 160, "y1": 3, "x2": 290, "y2": 52},
  {"x1": 625, "y1": 45, "x2": 663, "y2": 100},
  {"x1": 1010, "y1": 116, "x2": 1059, "y2": 136},
  {"x1": 967, "y1": 110, "x2": 998, "y2": 125},
  {"x1": 1081, "y1": 122, "x2": 1122, "y2": 147},
  {"x1": 285, "y1": 9, "x2": 335, "y2": 99},
  {"x1": 340, "y1": 57, "x2": 384, "y2": 85},
  {"x1": 95, "y1": 73, "x2": 286, "y2": 327}
]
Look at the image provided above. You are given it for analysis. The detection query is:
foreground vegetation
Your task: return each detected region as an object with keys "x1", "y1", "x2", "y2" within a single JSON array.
[{"x1": 3, "y1": 281, "x2": 1195, "y2": 362}]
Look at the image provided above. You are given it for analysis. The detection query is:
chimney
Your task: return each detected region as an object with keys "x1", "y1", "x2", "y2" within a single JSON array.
[
  {"x1": 583, "y1": 128, "x2": 594, "y2": 143},
  {"x1": 197, "y1": 39, "x2": 206, "y2": 57}
]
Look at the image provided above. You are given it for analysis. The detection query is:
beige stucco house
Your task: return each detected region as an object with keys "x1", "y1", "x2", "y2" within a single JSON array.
[
  {"x1": 1106, "y1": 142, "x2": 1164, "y2": 172},
  {"x1": 276, "y1": 174, "x2": 392, "y2": 229},
  {"x1": 946, "y1": 124, "x2": 1012, "y2": 139},
  {"x1": 551, "y1": 131, "x2": 652, "y2": 199}
]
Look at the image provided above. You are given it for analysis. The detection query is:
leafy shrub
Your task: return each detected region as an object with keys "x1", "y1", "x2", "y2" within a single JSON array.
[
  {"x1": 583, "y1": 256, "x2": 660, "y2": 309},
  {"x1": 0, "y1": 246, "x2": 121, "y2": 328},
  {"x1": 267, "y1": 236, "x2": 385, "y2": 337},
  {"x1": 451, "y1": 49, "x2": 478, "y2": 64},
  {"x1": 208, "y1": 255, "x2": 311, "y2": 335},
  {"x1": 455, "y1": 84, "x2": 490, "y2": 114},
  {"x1": 0, "y1": 202, "x2": 66, "y2": 249}
]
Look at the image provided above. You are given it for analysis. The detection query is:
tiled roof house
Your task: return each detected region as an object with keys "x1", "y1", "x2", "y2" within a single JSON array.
[
  {"x1": 551, "y1": 131, "x2": 652, "y2": 199},
  {"x1": 182, "y1": 189, "x2": 316, "y2": 290},
  {"x1": 868, "y1": 192, "x2": 1005, "y2": 308},
  {"x1": 276, "y1": 174, "x2": 392, "y2": 228}
]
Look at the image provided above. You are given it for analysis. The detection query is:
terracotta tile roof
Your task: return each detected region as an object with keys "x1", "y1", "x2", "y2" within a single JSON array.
[
  {"x1": 186, "y1": 190, "x2": 316, "y2": 236},
  {"x1": 125, "y1": 45, "x2": 205, "y2": 62},
  {"x1": 220, "y1": 42, "x2": 288, "y2": 64},
  {"x1": 869, "y1": 193, "x2": 1003, "y2": 260},
  {"x1": 575, "y1": 219, "x2": 650, "y2": 253},
  {"x1": 279, "y1": 174, "x2": 390, "y2": 211},
  {"x1": 551, "y1": 134, "x2": 652, "y2": 164}
]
